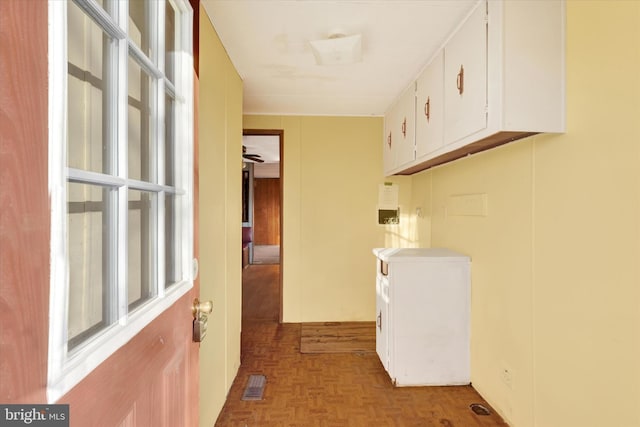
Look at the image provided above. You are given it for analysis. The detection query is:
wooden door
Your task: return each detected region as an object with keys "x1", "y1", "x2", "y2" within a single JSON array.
[
  {"x1": 0, "y1": 2, "x2": 199, "y2": 425},
  {"x1": 253, "y1": 178, "x2": 281, "y2": 245}
]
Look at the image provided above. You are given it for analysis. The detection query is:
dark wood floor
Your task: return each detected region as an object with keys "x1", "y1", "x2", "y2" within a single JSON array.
[{"x1": 214, "y1": 264, "x2": 508, "y2": 427}]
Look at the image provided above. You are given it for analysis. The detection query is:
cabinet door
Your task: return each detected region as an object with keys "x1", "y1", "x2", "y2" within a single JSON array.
[
  {"x1": 376, "y1": 276, "x2": 390, "y2": 371},
  {"x1": 383, "y1": 85, "x2": 416, "y2": 174},
  {"x1": 382, "y1": 112, "x2": 395, "y2": 175},
  {"x1": 416, "y1": 51, "x2": 444, "y2": 158},
  {"x1": 394, "y1": 84, "x2": 416, "y2": 169},
  {"x1": 444, "y1": 1, "x2": 487, "y2": 145}
]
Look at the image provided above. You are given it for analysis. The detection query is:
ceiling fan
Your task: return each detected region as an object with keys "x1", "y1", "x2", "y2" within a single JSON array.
[{"x1": 242, "y1": 145, "x2": 264, "y2": 163}]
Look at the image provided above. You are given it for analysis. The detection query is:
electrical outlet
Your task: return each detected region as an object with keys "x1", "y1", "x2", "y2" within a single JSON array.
[{"x1": 500, "y1": 367, "x2": 513, "y2": 389}]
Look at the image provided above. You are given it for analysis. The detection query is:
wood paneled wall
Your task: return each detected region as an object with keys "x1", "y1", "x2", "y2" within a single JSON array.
[{"x1": 253, "y1": 178, "x2": 280, "y2": 245}]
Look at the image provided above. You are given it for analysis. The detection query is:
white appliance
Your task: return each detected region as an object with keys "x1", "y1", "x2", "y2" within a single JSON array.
[{"x1": 373, "y1": 247, "x2": 471, "y2": 386}]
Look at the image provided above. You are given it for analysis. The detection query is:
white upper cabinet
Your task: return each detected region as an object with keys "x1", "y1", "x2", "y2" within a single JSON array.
[
  {"x1": 383, "y1": 83, "x2": 416, "y2": 172},
  {"x1": 382, "y1": 104, "x2": 396, "y2": 174},
  {"x1": 415, "y1": 51, "x2": 444, "y2": 158},
  {"x1": 443, "y1": 2, "x2": 488, "y2": 145},
  {"x1": 384, "y1": 0, "x2": 565, "y2": 176}
]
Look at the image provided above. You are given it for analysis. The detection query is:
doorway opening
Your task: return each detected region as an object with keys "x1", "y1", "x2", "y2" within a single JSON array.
[{"x1": 242, "y1": 129, "x2": 283, "y2": 324}]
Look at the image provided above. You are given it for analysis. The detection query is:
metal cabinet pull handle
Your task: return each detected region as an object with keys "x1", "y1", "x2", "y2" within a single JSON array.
[
  {"x1": 401, "y1": 117, "x2": 407, "y2": 137},
  {"x1": 387, "y1": 132, "x2": 392, "y2": 149},
  {"x1": 456, "y1": 64, "x2": 465, "y2": 95},
  {"x1": 424, "y1": 97, "x2": 430, "y2": 122},
  {"x1": 377, "y1": 311, "x2": 382, "y2": 331}
]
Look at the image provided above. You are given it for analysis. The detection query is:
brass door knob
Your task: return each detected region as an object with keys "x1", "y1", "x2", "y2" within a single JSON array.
[{"x1": 192, "y1": 298, "x2": 213, "y2": 318}]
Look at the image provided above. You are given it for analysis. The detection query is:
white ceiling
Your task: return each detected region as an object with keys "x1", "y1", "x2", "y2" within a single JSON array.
[
  {"x1": 243, "y1": 134, "x2": 280, "y2": 163},
  {"x1": 201, "y1": 0, "x2": 477, "y2": 117},
  {"x1": 244, "y1": 135, "x2": 281, "y2": 178}
]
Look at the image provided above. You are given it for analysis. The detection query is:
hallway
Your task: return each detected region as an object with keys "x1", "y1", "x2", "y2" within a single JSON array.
[{"x1": 214, "y1": 265, "x2": 507, "y2": 426}]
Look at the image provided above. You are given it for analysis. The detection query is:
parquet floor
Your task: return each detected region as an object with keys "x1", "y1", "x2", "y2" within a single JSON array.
[
  {"x1": 214, "y1": 264, "x2": 508, "y2": 427},
  {"x1": 300, "y1": 322, "x2": 376, "y2": 354}
]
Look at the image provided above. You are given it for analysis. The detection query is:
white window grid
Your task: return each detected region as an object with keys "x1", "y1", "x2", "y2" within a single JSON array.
[{"x1": 48, "y1": 0, "x2": 194, "y2": 403}]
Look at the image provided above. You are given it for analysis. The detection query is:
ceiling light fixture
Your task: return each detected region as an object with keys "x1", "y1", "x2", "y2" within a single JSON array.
[{"x1": 309, "y1": 33, "x2": 362, "y2": 66}]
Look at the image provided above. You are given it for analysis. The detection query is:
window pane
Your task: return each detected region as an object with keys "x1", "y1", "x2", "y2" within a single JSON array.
[
  {"x1": 67, "y1": 183, "x2": 115, "y2": 349},
  {"x1": 128, "y1": 190, "x2": 157, "y2": 309},
  {"x1": 67, "y1": 0, "x2": 111, "y2": 174},
  {"x1": 129, "y1": 0, "x2": 153, "y2": 58},
  {"x1": 165, "y1": 93, "x2": 176, "y2": 186},
  {"x1": 165, "y1": 0, "x2": 177, "y2": 83},
  {"x1": 165, "y1": 193, "x2": 183, "y2": 288},
  {"x1": 128, "y1": 56, "x2": 153, "y2": 182}
]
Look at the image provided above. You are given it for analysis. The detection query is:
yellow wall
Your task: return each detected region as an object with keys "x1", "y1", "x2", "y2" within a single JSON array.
[
  {"x1": 404, "y1": 2, "x2": 640, "y2": 426},
  {"x1": 198, "y1": 7, "x2": 243, "y2": 427},
  {"x1": 207, "y1": 2, "x2": 640, "y2": 426},
  {"x1": 244, "y1": 115, "x2": 414, "y2": 322}
]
